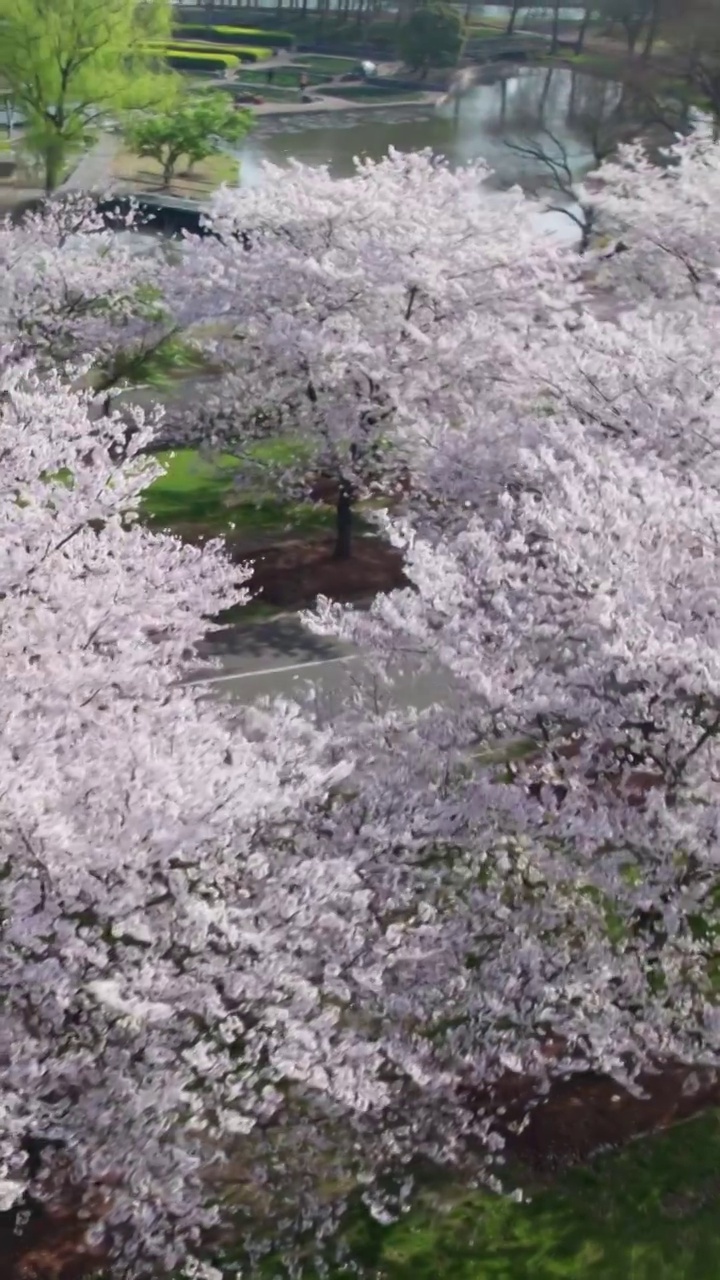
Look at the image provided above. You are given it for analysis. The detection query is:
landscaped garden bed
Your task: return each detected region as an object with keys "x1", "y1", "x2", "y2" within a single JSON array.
[
  {"x1": 174, "y1": 23, "x2": 295, "y2": 50},
  {"x1": 233, "y1": 67, "x2": 332, "y2": 88},
  {"x1": 233, "y1": 83, "x2": 298, "y2": 103},
  {"x1": 169, "y1": 39, "x2": 273, "y2": 61}
]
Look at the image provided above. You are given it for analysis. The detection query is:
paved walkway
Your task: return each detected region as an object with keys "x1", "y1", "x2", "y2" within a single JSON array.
[
  {"x1": 188, "y1": 611, "x2": 457, "y2": 711},
  {"x1": 250, "y1": 89, "x2": 439, "y2": 115},
  {"x1": 59, "y1": 131, "x2": 121, "y2": 194}
]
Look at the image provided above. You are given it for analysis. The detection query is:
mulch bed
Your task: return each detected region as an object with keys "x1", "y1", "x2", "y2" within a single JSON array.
[
  {"x1": 229, "y1": 535, "x2": 408, "y2": 607},
  {"x1": 0, "y1": 1194, "x2": 107, "y2": 1280},
  {"x1": 490, "y1": 1061, "x2": 720, "y2": 1174}
]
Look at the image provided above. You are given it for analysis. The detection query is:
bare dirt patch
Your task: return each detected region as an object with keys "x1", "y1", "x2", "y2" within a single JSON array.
[
  {"x1": 110, "y1": 147, "x2": 239, "y2": 199},
  {"x1": 240, "y1": 536, "x2": 408, "y2": 607}
]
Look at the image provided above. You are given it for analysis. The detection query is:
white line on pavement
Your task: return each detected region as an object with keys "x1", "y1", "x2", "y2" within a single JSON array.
[{"x1": 186, "y1": 654, "x2": 357, "y2": 687}]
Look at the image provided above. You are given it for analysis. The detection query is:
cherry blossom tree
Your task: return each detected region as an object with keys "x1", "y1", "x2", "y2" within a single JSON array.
[
  {"x1": 10, "y1": 125, "x2": 720, "y2": 1280},
  {"x1": 310, "y1": 397, "x2": 720, "y2": 1121},
  {"x1": 0, "y1": 350, "x2": 564, "y2": 1280},
  {"x1": 584, "y1": 122, "x2": 720, "y2": 302},
  {"x1": 168, "y1": 150, "x2": 581, "y2": 558},
  {"x1": 293, "y1": 127, "x2": 720, "y2": 1216},
  {"x1": 0, "y1": 194, "x2": 202, "y2": 400},
  {"x1": 0, "y1": 360, "x2": 379, "y2": 1277}
]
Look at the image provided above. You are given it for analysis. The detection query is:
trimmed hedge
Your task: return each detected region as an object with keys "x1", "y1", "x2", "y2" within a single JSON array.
[
  {"x1": 161, "y1": 49, "x2": 240, "y2": 72},
  {"x1": 146, "y1": 42, "x2": 271, "y2": 67},
  {"x1": 161, "y1": 40, "x2": 272, "y2": 62},
  {"x1": 174, "y1": 24, "x2": 294, "y2": 49}
]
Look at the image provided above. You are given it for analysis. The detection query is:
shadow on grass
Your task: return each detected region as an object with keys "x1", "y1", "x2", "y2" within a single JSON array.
[
  {"x1": 219, "y1": 1113, "x2": 720, "y2": 1280},
  {"x1": 372, "y1": 1114, "x2": 720, "y2": 1280},
  {"x1": 143, "y1": 489, "x2": 335, "y2": 539},
  {"x1": 139, "y1": 447, "x2": 333, "y2": 540}
]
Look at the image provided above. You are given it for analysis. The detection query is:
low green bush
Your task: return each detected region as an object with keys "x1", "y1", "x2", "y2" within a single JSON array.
[
  {"x1": 148, "y1": 41, "x2": 269, "y2": 65},
  {"x1": 161, "y1": 39, "x2": 271, "y2": 63},
  {"x1": 175, "y1": 24, "x2": 293, "y2": 49},
  {"x1": 365, "y1": 20, "x2": 399, "y2": 48},
  {"x1": 160, "y1": 49, "x2": 240, "y2": 72}
]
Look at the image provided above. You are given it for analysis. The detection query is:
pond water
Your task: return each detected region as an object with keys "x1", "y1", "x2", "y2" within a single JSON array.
[
  {"x1": 113, "y1": 66, "x2": 622, "y2": 252},
  {"x1": 184, "y1": 1, "x2": 586, "y2": 18},
  {"x1": 475, "y1": 4, "x2": 586, "y2": 17},
  {"x1": 233, "y1": 66, "x2": 621, "y2": 238},
  {"x1": 239, "y1": 67, "x2": 618, "y2": 186}
]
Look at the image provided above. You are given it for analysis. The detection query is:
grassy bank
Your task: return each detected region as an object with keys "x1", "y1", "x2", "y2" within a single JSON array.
[
  {"x1": 345, "y1": 1115, "x2": 720, "y2": 1280},
  {"x1": 235, "y1": 82, "x2": 299, "y2": 101},
  {"x1": 212, "y1": 1110, "x2": 720, "y2": 1278}
]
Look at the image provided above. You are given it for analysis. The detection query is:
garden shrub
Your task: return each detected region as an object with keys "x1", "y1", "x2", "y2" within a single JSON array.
[
  {"x1": 365, "y1": 20, "x2": 398, "y2": 49},
  {"x1": 159, "y1": 49, "x2": 241, "y2": 73},
  {"x1": 165, "y1": 40, "x2": 270, "y2": 62},
  {"x1": 174, "y1": 24, "x2": 293, "y2": 49},
  {"x1": 147, "y1": 40, "x2": 273, "y2": 66}
]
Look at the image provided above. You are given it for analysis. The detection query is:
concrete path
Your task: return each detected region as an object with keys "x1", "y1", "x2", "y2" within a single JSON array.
[
  {"x1": 249, "y1": 90, "x2": 438, "y2": 115},
  {"x1": 188, "y1": 611, "x2": 458, "y2": 712},
  {"x1": 60, "y1": 131, "x2": 121, "y2": 194}
]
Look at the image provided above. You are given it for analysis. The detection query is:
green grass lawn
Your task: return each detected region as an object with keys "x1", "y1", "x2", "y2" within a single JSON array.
[
  {"x1": 236, "y1": 66, "x2": 331, "y2": 87},
  {"x1": 235, "y1": 81, "x2": 300, "y2": 100},
  {"x1": 139, "y1": 446, "x2": 332, "y2": 540},
  {"x1": 293, "y1": 54, "x2": 359, "y2": 74},
  {"x1": 215, "y1": 1111, "x2": 720, "y2": 1279},
  {"x1": 360, "y1": 1116, "x2": 720, "y2": 1280}
]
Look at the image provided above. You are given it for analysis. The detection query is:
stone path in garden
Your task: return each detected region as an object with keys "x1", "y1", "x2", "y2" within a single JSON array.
[
  {"x1": 249, "y1": 89, "x2": 439, "y2": 116},
  {"x1": 188, "y1": 611, "x2": 459, "y2": 711},
  {"x1": 60, "y1": 130, "x2": 121, "y2": 194}
]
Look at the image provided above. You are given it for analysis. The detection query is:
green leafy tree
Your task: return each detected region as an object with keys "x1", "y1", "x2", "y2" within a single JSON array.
[
  {"x1": 0, "y1": 0, "x2": 179, "y2": 192},
  {"x1": 123, "y1": 94, "x2": 253, "y2": 189},
  {"x1": 399, "y1": 2, "x2": 466, "y2": 76}
]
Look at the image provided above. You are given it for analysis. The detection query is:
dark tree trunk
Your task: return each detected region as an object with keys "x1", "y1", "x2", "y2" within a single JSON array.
[
  {"x1": 550, "y1": 0, "x2": 561, "y2": 54},
  {"x1": 334, "y1": 483, "x2": 353, "y2": 560},
  {"x1": 625, "y1": 18, "x2": 643, "y2": 55},
  {"x1": 506, "y1": 0, "x2": 522, "y2": 36},
  {"x1": 641, "y1": 0, "x2": 662, "y2": 60},
  {"x1": 538, "y1": 65, "x2": 554, "y2": 116},
  {"x1": 575, "y1": 2, "x2": 593, "y2": 53}
]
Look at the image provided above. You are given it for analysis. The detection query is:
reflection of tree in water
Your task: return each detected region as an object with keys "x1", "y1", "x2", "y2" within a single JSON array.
[
  {"x1": 245, "y1": 66, "x2": 696, "y2": 192},
  {"x1": 446, "y1": 65, "x2": 693, "y2": 183}
]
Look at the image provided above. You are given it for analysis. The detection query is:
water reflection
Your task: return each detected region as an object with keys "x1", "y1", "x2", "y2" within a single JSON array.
[
  {"x1": 189, "y1": 1, "x2": 586, "y2": 15},
  {"x1": 237, "y1": 67, "x2": 623, "y2": 194},
  {"x1": 117, "y1": 68, "x2": 641, "y2": 250}
]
